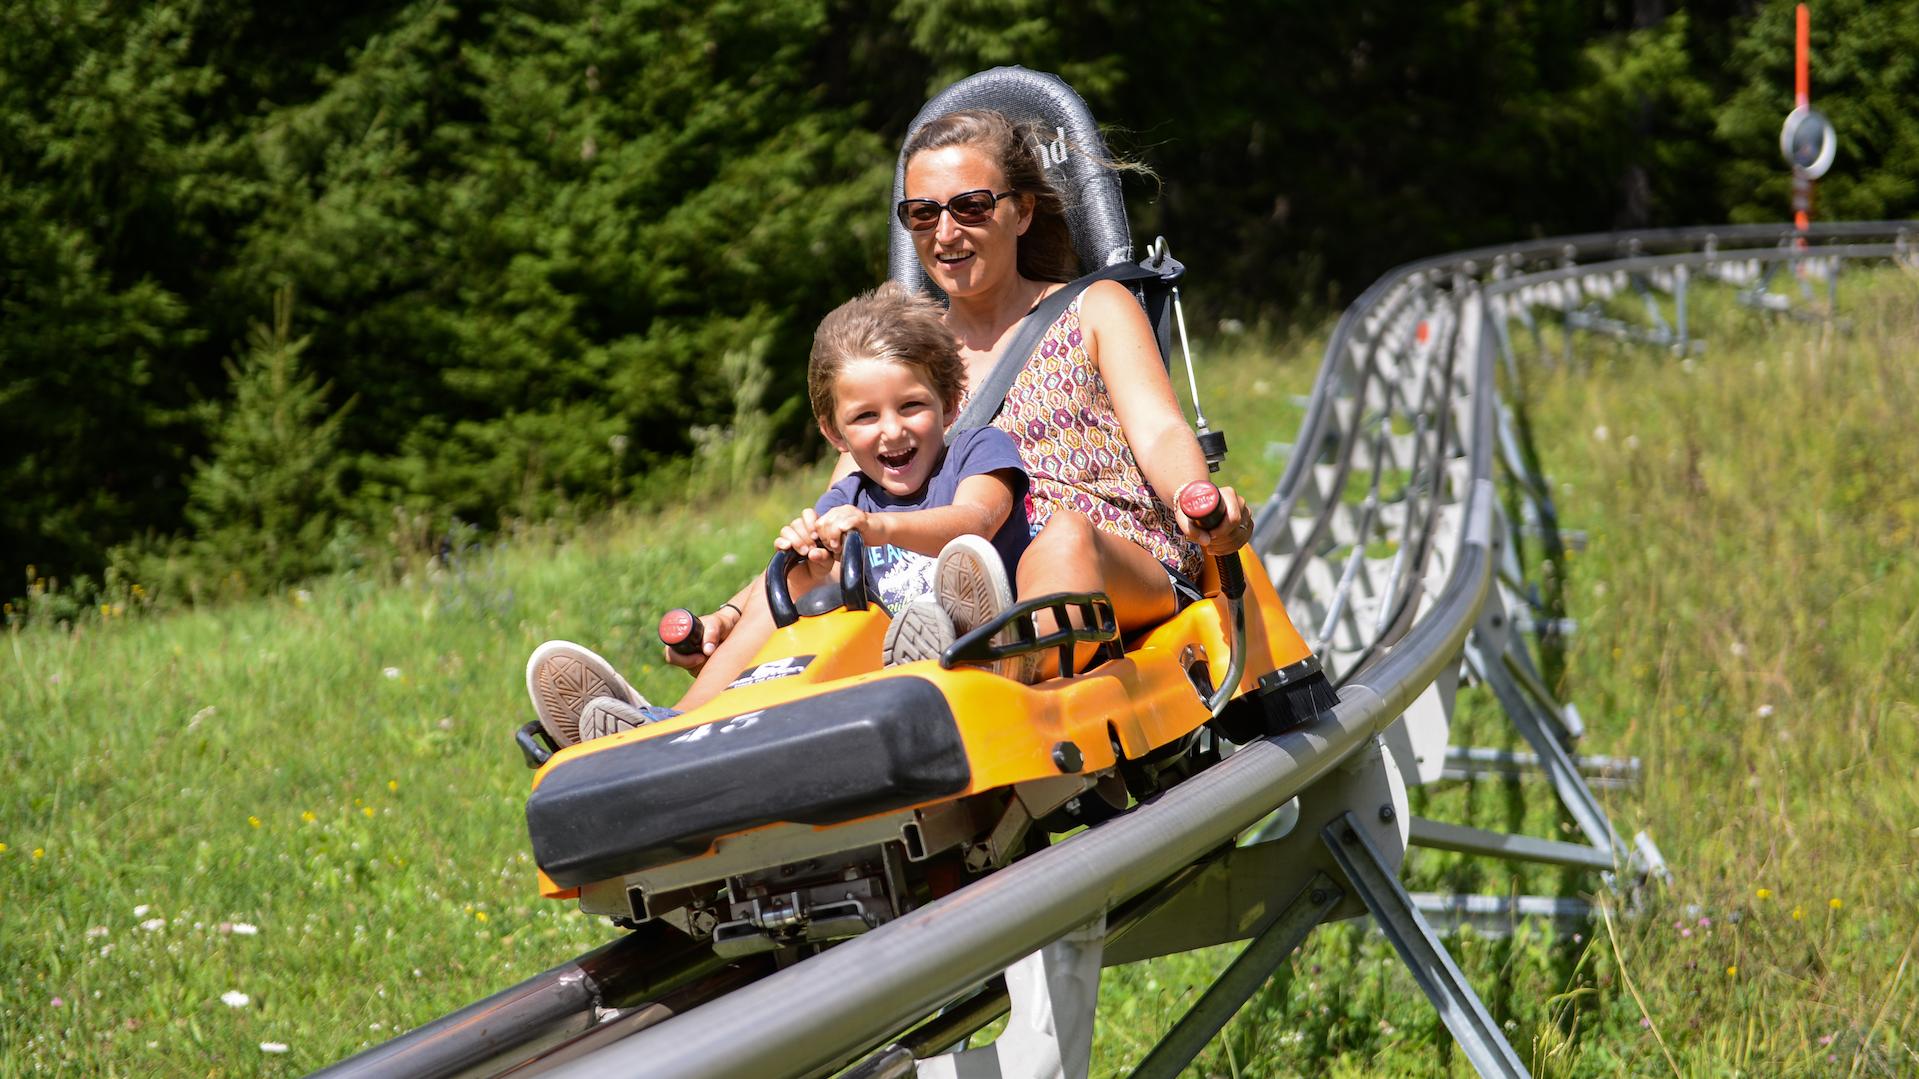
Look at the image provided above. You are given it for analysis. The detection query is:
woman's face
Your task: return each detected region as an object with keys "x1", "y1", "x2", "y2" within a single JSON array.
[{"x1": 902, "y1": 145, "x2": 1032, "y2": 301}]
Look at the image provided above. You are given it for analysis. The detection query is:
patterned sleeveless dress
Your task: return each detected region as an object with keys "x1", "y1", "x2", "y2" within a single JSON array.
[{"x1": 961, "y1": 293, "x2": 1204, "y2": 582}]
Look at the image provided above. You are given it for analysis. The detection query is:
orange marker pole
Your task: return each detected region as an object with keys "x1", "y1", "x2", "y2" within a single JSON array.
[
  {"x1": 1794, "y1": 4, "x2": 1812, "y2": 236},
  {"x1": 1795, "y1": 4, "x2": 1810, "y2": 109}
]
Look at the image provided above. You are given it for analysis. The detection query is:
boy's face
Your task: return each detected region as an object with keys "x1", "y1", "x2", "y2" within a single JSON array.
[{"x1": 820, "y1": 357, "x2": 950, "y2": 498}]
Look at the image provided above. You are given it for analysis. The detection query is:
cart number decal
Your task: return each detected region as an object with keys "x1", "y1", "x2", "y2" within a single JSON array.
[{"x1": 667, "y1": 710, "x2": 765, "y2": 745}]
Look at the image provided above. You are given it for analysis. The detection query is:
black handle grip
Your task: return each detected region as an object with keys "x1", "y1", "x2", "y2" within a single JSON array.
[
  {"x1": 1215, "y1": 552, "x2": 1246, "y2": 601},
  {"x1": 766, "y1": 530, "x2": 868, "y2": 629},
  {"x1": 839, "y1": 529, "x2": 869, "y2": 613},
  {"x1": 766, "y1": 549, "x2": 804, "y2": 628},
  {"x1": 659, "y1": 608, "x2": 704, "y2": 656}
]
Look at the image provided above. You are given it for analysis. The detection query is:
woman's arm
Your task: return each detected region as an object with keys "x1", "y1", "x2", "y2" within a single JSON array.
[{"x1": 1080, "y1": 280, "x2": 1248, "y2": 553}]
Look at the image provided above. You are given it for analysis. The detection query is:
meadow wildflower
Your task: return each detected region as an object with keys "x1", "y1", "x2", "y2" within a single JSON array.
[
  {"x1": 32, "y1": 847, "x2": 45, "y2": 860},
  {"x1": 362, "y1": 806, "x2": 375, "y2": 818},
  {"x1": 50, "y1": 997, "x2": 64, "y2": 1008},
  {"x1": 221, "y1": 991, "x2": 250, "y2": 1008},
  {"x1": 249, "y1": 816, "x2": 262, "y2": 828},
  {"x1": 1755, "y1": 887, "x2": 1772, "y2": 900},
  {"x1": 260, "y1": 1042, "x2": 289, "y2": 1054},
  {"x1": 475, "y1": 911, "x2": 488, "y2": 923},
  {"x1": 383, "y1": 667, "x2": 401, "y2": 680},
  {"x1": 1828, "y1": 897, "x2": 1842, "y2": 910},
  {"x1": 1726, "y1": 965, "x2": 1737, "y2": 977},
  {"x1": 232, "y1": 922, "x2": 259, "y2": 936},
  {"x1": 141, "y1": 918, "x2": 165, "y2": 931},
  {"x1": 1756, "y1": 704, "x2": 1774, "y2": 719},
  {"x1": 1792, "y1": 906, "x2": 1806, "y2": 921},
  {"x1": 85, "y1": 926, "x2": 108, "y2": 939},
  {"x1": 387, "y1": 779, "x2": 399, "y2": 792},
  {"x1": 133, "y1": 904, "x2": 150, "y2": 916},
  {"x1": 302, "y1": 811, "x2": 317, "y2": 823},
  {"x1": 0, "y1": 843, "x2": 7, "y2": 853}
]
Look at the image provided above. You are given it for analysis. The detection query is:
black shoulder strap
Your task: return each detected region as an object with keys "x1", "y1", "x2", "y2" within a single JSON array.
[{"x1": 952, "y1": 254, "x2": 1183, "y2": 432}]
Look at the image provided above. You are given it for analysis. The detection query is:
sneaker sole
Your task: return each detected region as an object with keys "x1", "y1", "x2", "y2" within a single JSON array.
[
  {"x1": 882, "y1": 599, "x2": 955, "y2": 667},
  {"x1": 935, "y1": 535, "x2": 1016, "y2": 675},
  {"x1": 527, "y1": 643, "x2": 635, "y2": 747},
  {"x1": 936, "y1": 537, "x2": 1013, "y2": 637},
  {"x1": 579, "y1": 696, "x2": 650, "y2": 742}
]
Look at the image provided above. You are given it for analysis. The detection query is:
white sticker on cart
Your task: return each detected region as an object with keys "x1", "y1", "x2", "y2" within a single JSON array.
[{"x1": 725, "y1": 655, "x2": 814, "y2": 689}]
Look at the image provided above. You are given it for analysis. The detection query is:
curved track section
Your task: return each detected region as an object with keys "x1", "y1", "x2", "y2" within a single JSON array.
[{"x1": 314, "y1": 221, "x2": 1916, "y2": 1079}]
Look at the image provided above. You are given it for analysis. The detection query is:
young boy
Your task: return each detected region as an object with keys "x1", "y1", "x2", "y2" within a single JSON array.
[{"x1": 526, "y1": 283, "x2": 1029, "y2": 745}]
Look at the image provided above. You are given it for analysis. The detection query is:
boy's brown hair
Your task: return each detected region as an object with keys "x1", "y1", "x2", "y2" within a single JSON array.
[{"x1": 808, "y1": 282, "x2": 964, "y2": 434}]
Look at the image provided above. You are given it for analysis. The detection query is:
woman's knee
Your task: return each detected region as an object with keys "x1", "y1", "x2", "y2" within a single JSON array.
[{"x1": 1020, "y1": 512, "x2": 1100, "y2": 587}]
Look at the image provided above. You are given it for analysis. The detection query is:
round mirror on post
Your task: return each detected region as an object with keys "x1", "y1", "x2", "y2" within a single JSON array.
[{"x1": 1779, "y1": 105, "x2": 1837, "y2": 179}]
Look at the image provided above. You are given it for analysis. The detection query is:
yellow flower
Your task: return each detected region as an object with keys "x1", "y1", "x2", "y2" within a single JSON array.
[
  {"x1": 32, "y1": 848, "x2": 45, "y2": 860},
  {"x1": 0, "y1": 842, "x2": 8, "y2": 853},
  {"x1": 361, "y1": 806, "x2": 375, "y2": 819},
  {"x1": 474, "y1": 911, "x2": 489, "y2": 923},
  {"x1": 1755, "y1": 888, "x2": 1772, "y2": 900},
  {"x1": 1725, "y1": 965, "x2": 1737, "y2": 977},
  {"x1": 1828, "y1": 898, "x2": 1843, "y2": 911},
  {"x1": 248, "y1": 816, "x2": 262, "y2": 828},
  {"x1": 387, "y1": 779, "x2": 398, "y2": 793},
  {"x1": 1792, "y1": 906, "x2": 1806, "y2": 921},
  {"x1": 301, "y1": 811, "x2": 316, "y2": 823}
]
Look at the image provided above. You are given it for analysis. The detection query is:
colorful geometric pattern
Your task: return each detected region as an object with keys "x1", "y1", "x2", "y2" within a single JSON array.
[{"x1": 971, "y1": 296, "x2": 1203, "y2": 582}]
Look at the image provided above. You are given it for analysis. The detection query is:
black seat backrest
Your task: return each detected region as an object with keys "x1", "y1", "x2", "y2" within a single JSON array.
[{"x1": 887, "y1": 66, "x2": 1135, "y2": 301}]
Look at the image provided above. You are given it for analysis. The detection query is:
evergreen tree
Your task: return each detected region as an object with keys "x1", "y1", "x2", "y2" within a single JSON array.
[{"x1": 179, "y1": 287, "x2": 353, "y2": 589}]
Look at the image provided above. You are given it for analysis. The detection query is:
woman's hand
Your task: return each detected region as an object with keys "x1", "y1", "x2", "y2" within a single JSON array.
[
  {"x1": 1174, "y1": 483, "x2": 1253, "y2": 557},
  {"x1": 661, "y1": 604, "x2": 741, "y2": 672}
]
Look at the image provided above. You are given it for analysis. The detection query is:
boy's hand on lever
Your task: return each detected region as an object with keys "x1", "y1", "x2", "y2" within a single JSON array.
[
  {"x1": 812, "y1": 505, "x2": 872, "y2": 555},
  {"x1": 775, "y1": 508, "x2": 835, "y2": 567}
]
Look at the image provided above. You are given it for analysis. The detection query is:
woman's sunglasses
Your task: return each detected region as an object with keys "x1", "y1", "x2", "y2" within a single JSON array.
[{"x1": 895, "y1": 189, "x2": 1017, "y2": 231}]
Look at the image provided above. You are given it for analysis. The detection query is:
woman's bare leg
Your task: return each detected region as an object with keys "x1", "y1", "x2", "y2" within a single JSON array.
[{"x1": 1014, "y1": 511, "x2": 1176, "y2": 678}]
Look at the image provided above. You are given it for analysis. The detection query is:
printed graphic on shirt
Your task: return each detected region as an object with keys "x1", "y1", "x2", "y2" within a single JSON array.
[{"x1": 866, "y1": 544, "x2": 936, "y2": 616}]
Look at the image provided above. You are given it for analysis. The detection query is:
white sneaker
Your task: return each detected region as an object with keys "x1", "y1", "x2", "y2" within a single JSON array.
[
  {"x1": 526, "y1": 641, "x2": 641, "y2": 747},
  {"x1": 933, "y1": 535, "x2": 1019, "y2": 677}
]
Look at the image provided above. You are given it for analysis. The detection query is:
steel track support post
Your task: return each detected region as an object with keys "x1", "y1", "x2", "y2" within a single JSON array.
[
  {"x1": 915, "y1": 914, "x2": 1106, "y2": 1079},
  {"x1": 1674, "y1": 264, "x2": 1690, "y2": 357},
  {"x1": 1129, "y1": 873, "x2": 1342, "y2": 1079},
  {"x1": 1465, "y1": 639, "x2": 1620, "y2": 860},
  {"x1": 1319, "y1": 812, "x2": 1531, "y2": 1079}
]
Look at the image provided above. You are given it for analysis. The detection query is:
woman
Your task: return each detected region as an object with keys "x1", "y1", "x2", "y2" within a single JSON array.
[{"x1": 646, "y1": 107, "x2": 1249, "y2": 698}]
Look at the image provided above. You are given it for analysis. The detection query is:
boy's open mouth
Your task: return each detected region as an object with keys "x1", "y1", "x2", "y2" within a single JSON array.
[{"x1": 878, "y1": 447, "x2": 917, "y2": 471}]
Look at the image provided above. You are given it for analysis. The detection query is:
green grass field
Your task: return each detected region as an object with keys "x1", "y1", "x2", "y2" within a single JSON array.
[{"x1": 4, "y1": 273, "x2": 1915, "y2": 1076}]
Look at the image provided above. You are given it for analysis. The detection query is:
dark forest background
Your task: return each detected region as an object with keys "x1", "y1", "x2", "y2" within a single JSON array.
[{"x1": 4, "y1": 0, "x2": 1915, "y2": 601}]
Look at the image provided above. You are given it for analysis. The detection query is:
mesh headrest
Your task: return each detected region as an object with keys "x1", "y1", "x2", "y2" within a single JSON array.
[{"x1": 888, "y1": 66, "x2": 1132, "y2": 301}]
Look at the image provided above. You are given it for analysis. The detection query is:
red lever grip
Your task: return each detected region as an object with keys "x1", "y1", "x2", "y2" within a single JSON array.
[
  {"x1": 1176, "y1": 481, "x2": 1225, "y2": 532},
  {"x1": 659, "y1": 608, "x2": 704, "y2": 656}
]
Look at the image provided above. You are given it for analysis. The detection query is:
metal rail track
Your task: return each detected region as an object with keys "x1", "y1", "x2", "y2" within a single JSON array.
[{"x1": 315, "y1": 220, "x2": 1916, "y2": 1079}]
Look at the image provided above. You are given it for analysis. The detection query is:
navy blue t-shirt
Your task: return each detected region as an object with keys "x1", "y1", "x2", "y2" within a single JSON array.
[{"x1": 814, "y1": 426, "x2": 1031, "y2": 615}]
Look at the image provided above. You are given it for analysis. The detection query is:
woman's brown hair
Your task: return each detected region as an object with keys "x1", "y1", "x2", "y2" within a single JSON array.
[
  {"x1": 902, "y1": 109, "x2": 1079, "y2": 284},
  {"x1": 809, "y1": 282, "x2": 964, "y2": 433}
]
